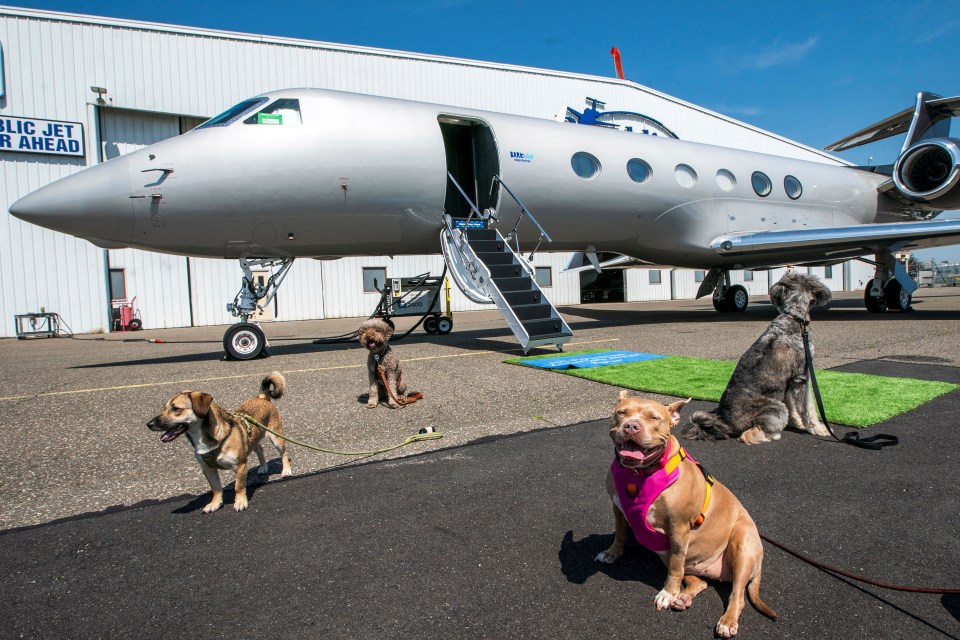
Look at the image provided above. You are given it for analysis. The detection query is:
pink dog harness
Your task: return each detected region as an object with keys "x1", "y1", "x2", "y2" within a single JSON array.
[{"x1": 611, "y1": 442, "x2": 713, "y2": 552}]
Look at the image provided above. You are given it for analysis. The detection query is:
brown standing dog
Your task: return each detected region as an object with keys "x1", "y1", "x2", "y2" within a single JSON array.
[
  {"x1": 596, "y1": 391, "x2": 776, "y2": 637},
  {"x1": 146, "y1": 372, "x2": 293, "y2": 513}
]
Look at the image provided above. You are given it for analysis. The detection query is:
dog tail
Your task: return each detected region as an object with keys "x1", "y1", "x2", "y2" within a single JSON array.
[
  {"x1": 747, "y1": 571, "x2": 778, "y2": 620},
  {"x1": 680, "y1": 410, "x2": 735, "y2": 441},
  {"x1": 260, "y1": 372, "x2": 286, "y2": 400}
]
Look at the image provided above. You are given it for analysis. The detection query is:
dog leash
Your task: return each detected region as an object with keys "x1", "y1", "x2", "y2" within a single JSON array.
[
  {"x1": 373, "y1": 353, "x2": 423, "y2": 406},
  {"x1": 792, "y1": 315, "x2": 899, "y2": 450},
  {"x1": 234, "y1": 412, "x2": 443, "y2": 456}
]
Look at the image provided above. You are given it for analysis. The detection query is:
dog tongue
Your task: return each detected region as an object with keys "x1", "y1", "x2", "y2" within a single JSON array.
[
  {"x1": 160, "y1": 426, "x2": 186, "y2": 443},
  {"x1": 619, "y1": 442, "x2": 659, "y2": 463}
]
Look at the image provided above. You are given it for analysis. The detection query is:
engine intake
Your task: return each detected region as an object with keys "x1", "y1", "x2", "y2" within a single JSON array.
[{"x1": 893, "y1": 138, "x2": 960, "y2": 207}]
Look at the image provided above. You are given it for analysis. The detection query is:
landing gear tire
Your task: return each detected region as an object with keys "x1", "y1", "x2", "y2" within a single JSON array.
[
  {"x1": 725, "y1": 285, "x2": 749, "y2": 313},
  {"x1": 864, "y1": 280, "x2": 888, "y2": 313},
  {"x1": 712, "y1": 296, "x2": 729, "y2": 313},
  {"x1": 884, "y1": 280, "x2": 912, "y2": 311},
  {"x1": 223, "y1": 323, "x2": 267, "y2": 360},
  {"x1": 436, "y1": 317, "x2": 453, "y2": 334},
  {"x1": 423, "y1": 316, "x2": 439, "y2": 334}
]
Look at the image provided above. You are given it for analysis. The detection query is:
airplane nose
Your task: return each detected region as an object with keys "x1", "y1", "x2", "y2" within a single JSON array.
[{"x1": 9, "y1": 155, "x2": 134, "y2": 245}]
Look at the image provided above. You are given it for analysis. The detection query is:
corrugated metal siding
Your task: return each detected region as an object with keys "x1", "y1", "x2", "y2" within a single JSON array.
[
  {"x1": 101, "y1": 108, "x2": 192, "y2": 329},
  {"x1": 0, "y1": 8, "x2": 862, "y2": 337},
  {"x1": 626, "y1": 269, "x2": 674, "y2": 302}
]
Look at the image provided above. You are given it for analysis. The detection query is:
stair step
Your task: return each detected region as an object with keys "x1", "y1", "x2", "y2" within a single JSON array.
[
  {"x1": 475, "y1": 251, "x2": 516, "y2": 266},
  {"x1": 525, "y1": 331, "x2": 573, "y2": 342},
  {"x1": 465, "y1": 228, "x2": 497, "y2": 241},
  {"x1": 495, "y1": 276, "x2": 533, "y2": 292},
  {"x1": 504, "y1": 289, "x2": 541, "y2": 306},
  {"x1": 488, "y1": 264, "x2": 525, "y2": 279},
  {"x1": 468, "y1": 239, "x2": 505, "y2": 253},
  {"x1": 522, "y1": 318, "x2": 567, "y2": 337},
  {"x1": 512, "y1": 303, "x2": 553, "y2": 321}
]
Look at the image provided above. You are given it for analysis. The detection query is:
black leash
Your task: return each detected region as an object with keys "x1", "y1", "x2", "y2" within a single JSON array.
[{"x1": 795, "y1": 316, "x2": 899, "y2": 450}]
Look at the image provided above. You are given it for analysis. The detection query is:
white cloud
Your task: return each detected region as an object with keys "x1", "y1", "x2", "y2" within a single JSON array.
[{"x1": 730, "y1": 36, "x2": 820, "y2": 71}]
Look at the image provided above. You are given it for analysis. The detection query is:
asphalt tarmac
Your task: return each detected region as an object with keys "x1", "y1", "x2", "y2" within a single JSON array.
[{"x1": 1, "y1": 287, "x2": 959, "y2": 638}]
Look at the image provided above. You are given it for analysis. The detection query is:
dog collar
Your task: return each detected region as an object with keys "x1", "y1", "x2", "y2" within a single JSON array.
[{"x1": 783, "y1": 312, "x2": 809, "y2": 328}]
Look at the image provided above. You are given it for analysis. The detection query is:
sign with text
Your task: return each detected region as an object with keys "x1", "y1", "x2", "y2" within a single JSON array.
[{"x1": 0, "y1": 116, "x2": 84, "y2": 157}]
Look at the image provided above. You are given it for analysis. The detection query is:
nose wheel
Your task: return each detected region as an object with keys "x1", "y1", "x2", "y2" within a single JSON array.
[{"x1": 223, "y1": 323, "x2": 268, "y2": 360}]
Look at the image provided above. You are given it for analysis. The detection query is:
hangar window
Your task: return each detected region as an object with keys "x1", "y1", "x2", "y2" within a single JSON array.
[
  {"x1": 535, "y1": 267, "x2": 553, "y2": 288},
  {"x1": 244, "y1": 98, "x2": 302, "y2": 126},
  {"x1": 751, "y1": 171, "x2": 772, "y2": 197},
  {"x1": 743, "y1": 271, "x2": 754, "y2": 282},
  {"x1": 362, "y1": 267, "x2": 387, "y2": 293},
  {"x1": 197, "y1": 97, "x2": 268, "y2": 128},
  {"x1": 694, "y1": 270, "x2": 705, "y2": 282},
  {"x1": 716, "y1": 169, "x2": 736, "y2": 191},
  {"x1": 674, "y1": 164, "x2": 697, "y2": 188},
  {"x1": 626, "y1": 158, "x2": 652, "y2": 183},
  {"x1": 784, "y1": 175, "x2": 802, "y2": 199},
  {"x1": 649, "y1": 270, "x2": 662, "y2": 285},
  {"x1": 571, "y1": 152, "x2": 601, "y2": 179}
]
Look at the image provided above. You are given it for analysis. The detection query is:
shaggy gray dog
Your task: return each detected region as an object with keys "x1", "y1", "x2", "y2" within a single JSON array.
[
  {"x1": 682, "y1": 272, "x2": 833, "y2": 445},
  {"x1": 359, "y1": 318, "x2": 407, "y2": 409}
]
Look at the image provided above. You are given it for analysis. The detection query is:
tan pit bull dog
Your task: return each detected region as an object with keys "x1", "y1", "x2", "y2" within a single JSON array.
[{"x1": 596, "y1": 391, "x2": 777, "y2": 637}]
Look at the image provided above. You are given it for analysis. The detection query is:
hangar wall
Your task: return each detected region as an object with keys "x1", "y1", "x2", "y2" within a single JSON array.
[{"x1": 1, "y1": 7, "x2": 853, "y2": 337}]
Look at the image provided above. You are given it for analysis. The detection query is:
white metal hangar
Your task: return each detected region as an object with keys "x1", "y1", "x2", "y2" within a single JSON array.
[{"x1": 0, "y1": 6, "x2": 871, "y2": 337}]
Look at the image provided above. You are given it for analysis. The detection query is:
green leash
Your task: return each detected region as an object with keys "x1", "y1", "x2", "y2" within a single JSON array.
[{"x1": 237, "y1": 413, "x2": 444, "y2": 456}]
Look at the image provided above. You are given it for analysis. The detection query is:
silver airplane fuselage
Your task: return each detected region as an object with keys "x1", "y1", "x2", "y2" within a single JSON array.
[{"x1": 11, "y1": 88, "x2": 895, "y2": 268}]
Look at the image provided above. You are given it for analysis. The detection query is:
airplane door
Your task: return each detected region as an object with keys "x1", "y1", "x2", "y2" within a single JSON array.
[{"x1": 438, "y1": 116, "x2": 500, "y2": 218}]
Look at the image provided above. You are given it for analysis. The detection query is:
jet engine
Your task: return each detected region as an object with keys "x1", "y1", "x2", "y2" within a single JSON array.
[{"x1": 892, "y1": 138, "x2": 960, "y2": 209}]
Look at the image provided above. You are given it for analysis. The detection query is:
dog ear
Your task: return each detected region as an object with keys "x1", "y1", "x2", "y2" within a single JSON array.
[
  {"x1": 357, "y1": 329, "x2": 367, "y2": 346},
  {"x1": 667, "y1": 398, "x2": 691, "y2": 427},
  {"x1": 190, "y1": 392, "x2": 213, "y2": 417},
  {"x1": 618, "y1": 389, "x2": 631, "y2": 400},
  {"x1": 383, "y1": 322, "x2": 394, "y2": 340},
  {"x1": 811, "y1": 278, "x2": 832, "y2": 308},
  {"x1": 768, "y1": 279, "x2": 787, "y2": 310}
]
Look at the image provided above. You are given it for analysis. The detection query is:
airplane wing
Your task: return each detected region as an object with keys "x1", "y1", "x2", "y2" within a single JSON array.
[
  {"x1": 824, "y1": 94, "x2": 960, "y2": 152},
  {"x1": 710, "y1": 218, "x2": 960, "y2": 260}
]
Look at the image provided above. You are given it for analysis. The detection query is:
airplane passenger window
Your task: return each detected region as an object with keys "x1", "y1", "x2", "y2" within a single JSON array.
[
  {"x1": 784, "y1": 175, "x2": 802, "y2": 199},
  {"x1": 197, "y1": 97, "x2": 269, "y2": 128},
  {"x1": 751, "y1": 171, "x2": 772, "y2": 197},
  {"x1": 626, "y1": 158, "x2": 652, "y2": 183},
  {"x1": 571, "y1": 152, "x2": 601, "y2": 179},
  {"x1": 716, "y1": 169, "x2": 736, "y2": 191},
  {"x1": 244, "y1": 98, "x2": 302, "y2": 125},
  {"x1": 674, "y1": 164, "x2": 697, "y2": 188}
]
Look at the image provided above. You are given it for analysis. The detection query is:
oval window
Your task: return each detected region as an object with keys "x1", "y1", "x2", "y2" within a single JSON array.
[
  {"x1": 674, "y1": 164, "x2": 697, "y2": 188},
  {"x1": 751, "y1": 171, "x2": 772, "y2": 197},
  {"x1": 571, "y1": 152, "x2": 601, "y2": 179},
  {"x1": 626, "y1": 158, "x2": 652, "y2": 183},
  {"x1": 716, "y1": 169, "x2": 736, "y2": 192},
  {"x1": 784, "y1": 175, "x2": 802, "y2": 199}
]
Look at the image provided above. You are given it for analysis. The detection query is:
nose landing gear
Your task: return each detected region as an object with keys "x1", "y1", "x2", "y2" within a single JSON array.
[{"x1": 223, "y1": 257, "x2": 295, "y2": 360}]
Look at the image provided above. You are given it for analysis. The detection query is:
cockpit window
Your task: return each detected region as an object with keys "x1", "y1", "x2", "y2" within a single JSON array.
[
  {"x1": 244, "y1": 99, "x2": 302, "y2": 125},
  {"x1": 197, "y1": 98, "x2": 268, "y2": 129}
]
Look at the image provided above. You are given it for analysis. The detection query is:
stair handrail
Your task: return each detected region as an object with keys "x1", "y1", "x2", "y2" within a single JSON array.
[
  {"x1": 446, "y1": 172, "x2": 484, "y2": 230},
  {"x1": 492, "y1": 175, "x2": 551, "y2": 261}
]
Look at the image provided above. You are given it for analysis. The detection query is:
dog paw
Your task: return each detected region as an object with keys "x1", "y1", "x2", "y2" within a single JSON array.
[
  {"x1": 670, "y1": 593, "x2": 693, "y2": 611},
  {"x1": 256, "y1": 466, "x2": 270, "y2": 476},
  {"x1": 654, "y1": 589, "x2": 678, "y2": 611},
  {"x1": 366, "y1": 401, "x2": 378, "y2": 409},
  {"x1": 387, "y1": 402, "x2": 400, "y2": 409},
  {"x1": 594, "y1": 550, "x2": 620, "y2": 564},
  {"x1": 280, "y1": 468, "x2": 293, "y2": 478},
  {"x1": 233, "y1": 496, "x2": 249, "y2": 512},
  {"x1": 202, "y1": 500, "x2": 223, "y2": 514},
  {"x1": 715, "y1": 620, "x2": 738, "y2": 638}
]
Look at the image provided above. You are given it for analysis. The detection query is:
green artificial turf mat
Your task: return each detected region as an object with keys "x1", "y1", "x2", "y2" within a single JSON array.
[{"x1": 506, "y1": 351, "x2": 958, "y2": 428}]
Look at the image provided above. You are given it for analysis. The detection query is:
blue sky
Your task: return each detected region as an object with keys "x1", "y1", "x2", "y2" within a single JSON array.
[{"x1": 6, "y1": 0, "x2": 960, "y2": 261}]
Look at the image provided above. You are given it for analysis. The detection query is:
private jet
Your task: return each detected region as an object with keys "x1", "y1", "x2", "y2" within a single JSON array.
[{"x1": 10, "y1": 88, "x2": 960, "y2": 359}]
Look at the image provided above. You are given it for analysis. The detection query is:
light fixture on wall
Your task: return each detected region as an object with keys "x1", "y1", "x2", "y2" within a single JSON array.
[{"x1": 90, "y1": 86, "x2": 108, "y2": 105}]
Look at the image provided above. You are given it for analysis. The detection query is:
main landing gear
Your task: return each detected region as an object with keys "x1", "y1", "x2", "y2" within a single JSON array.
[
  {"x1": 223, "y1": 257, "x2": 295, "y2": 360},
  {"x1": 700, "y1": 269, "x2": 749, "y2": 313},
  {"x1": 862, "y1": 252, "x2": 915, "y2": 313}
]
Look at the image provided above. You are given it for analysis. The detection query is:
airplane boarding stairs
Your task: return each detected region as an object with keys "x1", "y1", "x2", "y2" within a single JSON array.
[{"x1": 441, "y1": 217, "x2": 572, "y2": 354}]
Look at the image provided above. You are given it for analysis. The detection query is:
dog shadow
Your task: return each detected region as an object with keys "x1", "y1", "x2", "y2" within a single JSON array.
[
  {"x1": 558, "y1": 530, "x2": 665, "y2": 588},
  {"x1": 944, "y1": 594, "x2": 960, "y2": 624},
  {"x1": 170, "y1": 458, "x2": 284, "y2": 514}
]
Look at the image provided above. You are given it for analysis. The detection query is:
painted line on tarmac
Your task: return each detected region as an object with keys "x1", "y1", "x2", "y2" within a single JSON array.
[{"x1": 0, "y1": 338, "x2": 620, "y2": 402}]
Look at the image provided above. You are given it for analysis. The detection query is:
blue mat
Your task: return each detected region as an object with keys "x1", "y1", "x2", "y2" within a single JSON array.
[{"x1": 516, "y1": 351, "x2": 666, "y2": 370}]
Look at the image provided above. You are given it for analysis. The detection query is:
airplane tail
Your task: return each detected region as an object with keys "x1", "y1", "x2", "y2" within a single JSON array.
[{"x1": 680, "y1": 410, "x2": 736, "y2": 441}]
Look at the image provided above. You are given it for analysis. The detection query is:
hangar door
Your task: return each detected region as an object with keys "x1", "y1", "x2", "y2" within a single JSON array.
[{"x1": 100, "y1": 109, "x2": 204, "y2": 330}]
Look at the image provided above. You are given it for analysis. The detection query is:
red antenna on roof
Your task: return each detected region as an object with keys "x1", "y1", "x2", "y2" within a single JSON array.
[{"x1": 610, "y1": 47, "x2": 625, "y2": 80}]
